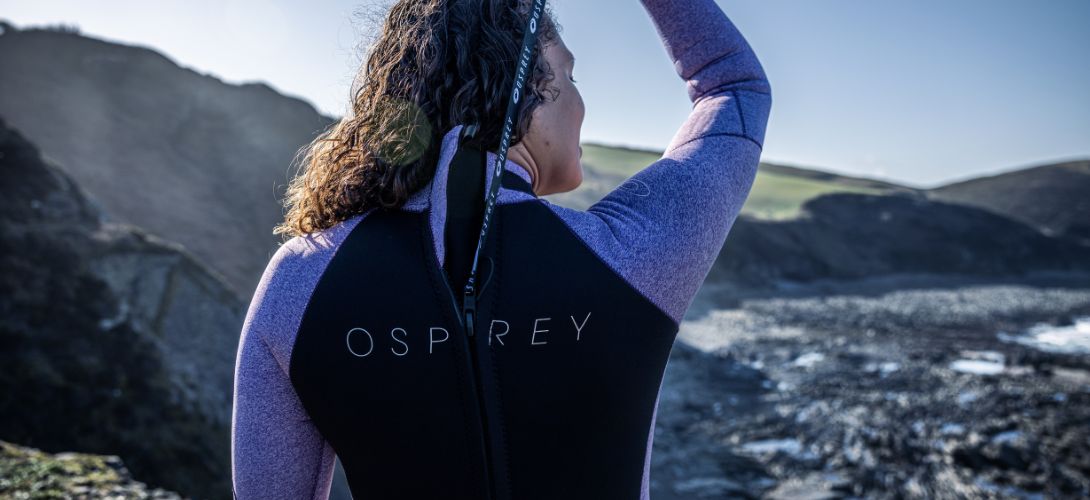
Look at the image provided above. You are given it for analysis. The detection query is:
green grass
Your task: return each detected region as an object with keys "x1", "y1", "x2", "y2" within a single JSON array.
[
  {"x1": 579, "y1": 142, "x2": 888, "y2": 220},
  {"x1": 744, "y1": 170, "x2": 884, "y2": 219},
  {"x1": 579, "y1": 143, "x2": 662, "y2": 177}
]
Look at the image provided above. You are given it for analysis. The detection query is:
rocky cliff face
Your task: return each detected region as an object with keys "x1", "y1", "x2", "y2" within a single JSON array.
[{"x1": 0, "y1": 117, "x2": 243, "y2": 499}]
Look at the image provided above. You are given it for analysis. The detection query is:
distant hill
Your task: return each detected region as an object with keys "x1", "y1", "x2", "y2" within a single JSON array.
[
  {"x1": 569, "y1": 145, "x2": 1090, "y2": 246},
  {"x1": 707, "y1": 190, "x2": 1090, "y2": 291},
  {"x1": 927, "y1": 159, "x2": 1090, "y2": 243},
  {"x1": 549, "y1": 142, "x2": 918, "y2": 218},
  {"x1": 0, "y1": 22, "x2": 336, "y2": 298}
]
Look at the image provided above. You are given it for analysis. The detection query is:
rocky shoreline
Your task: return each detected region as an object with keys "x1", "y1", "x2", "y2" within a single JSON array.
[{"x1": 649, "y1": 276, "x2": 1090, "y2": 499}]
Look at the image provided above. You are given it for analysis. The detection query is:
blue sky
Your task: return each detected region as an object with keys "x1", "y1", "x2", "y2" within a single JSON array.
[{"x1": 3, "y1": 0, "x2": 1088, "y2": 187}]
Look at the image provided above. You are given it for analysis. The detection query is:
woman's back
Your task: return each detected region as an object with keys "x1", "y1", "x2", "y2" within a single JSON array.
[{"x1": 232, "y1": 0, "x2": 771, "y2": 498}]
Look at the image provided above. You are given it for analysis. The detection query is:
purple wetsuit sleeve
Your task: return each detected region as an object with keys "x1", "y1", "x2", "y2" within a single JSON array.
[
  {"x1": 231, "y1": 241, "x2": 336, "y2": 500},
  {"x1": 544, "y1": 0, "x2": 772, "y2": 324},
  {"x1": 231, "y1": 214, "x2": 368, "y2": 499}
]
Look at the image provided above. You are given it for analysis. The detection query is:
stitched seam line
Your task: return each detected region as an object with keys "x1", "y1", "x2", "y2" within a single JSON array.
[
  {"x1": 733, "y1": 90, "x2": 747, "y2": 137},
  {"x1": 310, "y1": 442, "x2": 334, "y2": 500},
  {"x1": 497, "y1": 197, "x2": 543, "y2": 207},
  {"x1": 491, "y1": 210, "x2": 514, "y2": 496},
  {"x1": 698, "y1": 80, "x2": 772, "y2": 99},
  {"x1": 674, "y1": 132, "x2": 762, "y2": 151},
  {"x1": 253, "y1": 332, "x2": 325, "y2": 499},
  {"x1": 683, "y1": 46, "x2": 743, "y2": 81}
]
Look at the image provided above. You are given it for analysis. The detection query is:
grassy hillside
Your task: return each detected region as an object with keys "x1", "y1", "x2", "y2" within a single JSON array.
[
  {"x1": 567, "y1": 142, "x2": 914, "y2": 219},
  {"x1": 744, "y1": 168, "x2": 888, "y2": 219}
]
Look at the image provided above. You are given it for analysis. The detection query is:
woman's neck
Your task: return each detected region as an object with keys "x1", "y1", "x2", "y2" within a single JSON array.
[{"x1": 505, "y1": 142, "x2": 540, "y2": 194}]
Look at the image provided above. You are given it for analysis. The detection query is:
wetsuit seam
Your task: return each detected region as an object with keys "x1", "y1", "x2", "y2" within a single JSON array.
[
  {"x1": 257, "y1": 334, "x2": 288, "y2": 379},
  {"x1": 541, "y1": 202, "x2": 679, "y2": 327},
  {"x1": 308, "y1": 440, "x2": 329, "y2": 500},
  {"x1": 684, "y1": 46, "x2": 743, "y2": 81},
  {"x1": 253, "y1": 325, "x2": 326, "y2": 499},
  {"x1": 492, "y1": 210, "x2": 514, "y2": 496},
  {"x1": 699, "y1": 81, "x2": 772, "y2": 98},
  {"x1": 732, "y1": 90, "x2": 747, "y2": 137},
  {"x1": 418, "y1": 208, "x2": 480, "y2": 483},
  {"x1": 497, "y1": 198, "x2": 543, "y2": 207},
  {"x1": 674, "y1": 131, "x2": 762, "y2": 151}
]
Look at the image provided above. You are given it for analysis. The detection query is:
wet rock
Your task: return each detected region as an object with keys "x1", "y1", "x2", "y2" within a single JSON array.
[{"x1": 665, "y1": 282, "x2": 1090, "y2": 498}]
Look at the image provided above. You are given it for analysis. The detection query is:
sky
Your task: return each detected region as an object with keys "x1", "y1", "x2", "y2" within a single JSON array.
[{"x1": 2, "y1": 0, "x2": 1088, "y2": 188}]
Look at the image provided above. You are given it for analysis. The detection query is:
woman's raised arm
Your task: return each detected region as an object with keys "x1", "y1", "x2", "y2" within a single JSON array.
[{"x1": 544, "y1": 0, "x2": 772, "y2": 324}]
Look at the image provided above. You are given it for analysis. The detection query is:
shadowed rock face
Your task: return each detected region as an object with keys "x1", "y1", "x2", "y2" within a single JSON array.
[
  {"x1": 0, "y1": 117, "x2": 243, "y2": 500},
  {"x1": 709, "y1": 191, "x2": 1090, "y2": 290},
  {"x1": 0, "y1": 25, "x2": 336, "y2": 298},
  {"x1": 927, "y1": 159, "x2": 1090, "y2": 243}
]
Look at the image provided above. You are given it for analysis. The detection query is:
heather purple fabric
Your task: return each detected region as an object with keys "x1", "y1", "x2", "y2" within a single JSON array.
[{"x1": 231, "y1": 0, "x2": 770, "y2": 497}]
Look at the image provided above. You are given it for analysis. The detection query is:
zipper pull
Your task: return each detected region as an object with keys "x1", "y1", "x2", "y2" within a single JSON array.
[{"x1": 463, "y1": 285, "x2": 477, "y2": 337}]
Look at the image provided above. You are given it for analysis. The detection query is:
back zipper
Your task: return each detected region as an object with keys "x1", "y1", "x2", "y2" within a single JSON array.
[{"x1": 431, "y1": 226, "x2": 496, "y2": 500}]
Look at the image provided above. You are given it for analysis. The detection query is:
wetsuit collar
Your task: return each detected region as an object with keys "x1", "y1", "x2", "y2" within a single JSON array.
[
  {"x1": 403, "y1": 124, "x2": 537, "y2": 213},
  {"x1": 444, "y1": 123, "x2": 536, "y2": 198}
]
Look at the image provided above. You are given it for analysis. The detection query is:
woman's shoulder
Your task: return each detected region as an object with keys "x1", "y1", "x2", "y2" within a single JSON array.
[
  {"x1": 282, "y1": 212, "x2": 371, "y2": 260},
  {"x1": 259, "y1": 211, "x2": 372, "y2": 298},
  {"x1": 245, "y1": 212, "x2": 372, "y2": 359}
]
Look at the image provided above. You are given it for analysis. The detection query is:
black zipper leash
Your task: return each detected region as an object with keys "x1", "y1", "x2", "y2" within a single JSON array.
[{"x1": 462, "y1": 0, "x2": 546, "y2": 337}]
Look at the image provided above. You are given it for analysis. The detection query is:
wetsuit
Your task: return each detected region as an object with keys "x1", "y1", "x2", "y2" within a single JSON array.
[{"x1": 231, "y1": 0, "x2": 771, "y2": 498}]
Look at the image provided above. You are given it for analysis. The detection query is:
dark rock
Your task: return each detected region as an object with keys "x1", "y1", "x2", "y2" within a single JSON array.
[
  {"x1": 709, "y1": 191, "x2": 1090, "y2": 289},
  {"x1": 928, "y1": 159, "x2": 1090, "y2": 244},
  {"x1": 0, "y1": 117, "x2": 242, "y2": 499}
]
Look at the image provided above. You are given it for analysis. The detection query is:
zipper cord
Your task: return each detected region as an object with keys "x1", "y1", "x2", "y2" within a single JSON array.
[{"x1": 461, "y1": 0, "x2": 546, "y2": 337}]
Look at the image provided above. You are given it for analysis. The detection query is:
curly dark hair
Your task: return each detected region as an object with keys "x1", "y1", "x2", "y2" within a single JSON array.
[{"x1": 274, "y1": 0, "x2": 561, "y2": 238}]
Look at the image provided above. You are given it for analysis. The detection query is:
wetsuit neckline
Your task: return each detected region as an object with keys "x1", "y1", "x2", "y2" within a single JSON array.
[
  {"x1": 453, "y1": 140, "x2": 537, "y2": 198},
  {"x1": 499, "y1": 167, "x2": 535, "y2": 196},
  {"x1": 443, "y1": 140, "x2": 536, "y2": 303}
]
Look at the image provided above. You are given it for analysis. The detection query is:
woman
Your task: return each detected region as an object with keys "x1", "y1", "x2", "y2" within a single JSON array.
[{"x1": 232, "y1": 0, "x2": 771, "y2": 498}]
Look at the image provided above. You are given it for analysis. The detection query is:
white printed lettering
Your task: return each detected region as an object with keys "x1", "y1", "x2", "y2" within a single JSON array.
[
  {"x1": 429, "y1": 327, "x2": 450, "y2": 353},
  {"x1": 571, "y1": 312, "x2": 592, "y2": 341},
  {"x1": 391, "y1": 327, "x2": 408, "y2": 356},
  {"x1": 490, "y1": 320, "x2": 510, "y2": 346},
  {"x1": 530, "y1": 317, "x2": 550, "y2": 346},
  {"x1": 346, "y1": 328, "x2": 374, "y2": 357}
]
